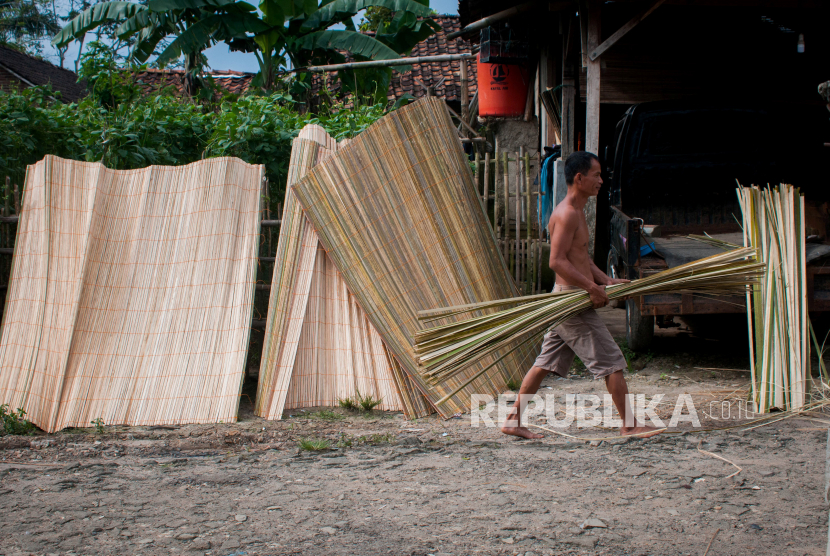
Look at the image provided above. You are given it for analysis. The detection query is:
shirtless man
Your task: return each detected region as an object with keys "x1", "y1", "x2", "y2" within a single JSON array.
[{"x1": 501, "y1": 151, "x2": 660, "y2": 439}]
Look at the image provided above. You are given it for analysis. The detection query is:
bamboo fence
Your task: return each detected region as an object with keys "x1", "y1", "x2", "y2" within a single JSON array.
[
  {"x1": 469, "y1": 146, "x2": 549, "y2": 295},
  {"x1": 739, "y1": 184, "x2": 808, "y2": 412},
  {"x1": 291, "y1": 98, "x2": 540, "y2": 417},
  {"x1": 0, "y1": 155, "x2": 262, "y2": 432},
  {"x1": 256, "y1": 125, "x2": 432, "y2": 420}
]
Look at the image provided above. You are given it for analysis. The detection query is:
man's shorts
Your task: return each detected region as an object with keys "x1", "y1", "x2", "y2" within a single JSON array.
[{"x1": 533, "y1": 284, "x2": 628, "y2": 380}]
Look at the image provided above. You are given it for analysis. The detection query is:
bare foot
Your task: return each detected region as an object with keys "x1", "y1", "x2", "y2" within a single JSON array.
[
  {"x1": 501, "y1": 425, "x2": 544, "y2": 439},
  {"x1": 620, "y1": 425, "x2": 663, "y2": 438}
]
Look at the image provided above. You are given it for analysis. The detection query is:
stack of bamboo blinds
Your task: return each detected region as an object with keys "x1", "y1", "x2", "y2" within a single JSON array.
[
  {"x1": 291, "y1": 98, "x2": 539, "y2": 417},
  {"x1": 255, "y1": 125, "x2": 432, "y2": 420},
  {"x1": 739, "y1": 184, "x2": 808, "y2": 412},
  {"x1": 0, "y1": 155, "x2": 262, "y2": 432},
  {"x1": 414, "y1": 248, "x2": 764, "y2": 404}
]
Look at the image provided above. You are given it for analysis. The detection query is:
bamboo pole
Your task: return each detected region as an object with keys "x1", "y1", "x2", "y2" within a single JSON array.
[
  {"x1": 524, "y1": 151, "x2": 532, "y2": 294},
  {"x1": 13, "y1": 182, "x2": 19, "y2": 214},
  {"x1": 493, "y1": 151, "x2": 499, "y2": 235},
  {"x1": 474, "y1": 151, "x2": 481, "y2": 200},
  {"x1": 484, "y1": 152, "x2": 490, "y2": 225},
  {"x1": 515, "y1": 149, "x2": 522, "y2": 282},
  {"x1": 460, "y1": 60, "x2": 470, "y2": 130},
  {"x1": 503, "y1": 151, "x2": 509, "y2": 265}
]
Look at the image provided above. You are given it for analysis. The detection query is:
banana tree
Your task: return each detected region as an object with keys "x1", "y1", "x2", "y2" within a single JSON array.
[{"x1": 53, "y1": 0, "x2": 440, "y2": 98}]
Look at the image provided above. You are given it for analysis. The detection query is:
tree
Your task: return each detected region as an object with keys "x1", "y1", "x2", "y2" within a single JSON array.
[
  {"x1": 0, "y1": 0, "x2": 60, "y2": 56},
  {"x1": 53, "y1": 0, "x2": 440, "y2": 98}
]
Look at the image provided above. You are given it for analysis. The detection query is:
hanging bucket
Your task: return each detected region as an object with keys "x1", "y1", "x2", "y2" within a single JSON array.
[{"x1": 477, "y1": 53, "x2": 530, "y2": 118}]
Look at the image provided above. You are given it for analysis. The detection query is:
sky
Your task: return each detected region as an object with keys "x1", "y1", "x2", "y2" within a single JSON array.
[{"x1": 42, "y1": 0, "x2": 459, "y2": 73}]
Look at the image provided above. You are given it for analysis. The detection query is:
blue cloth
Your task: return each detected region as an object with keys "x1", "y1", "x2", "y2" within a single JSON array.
[{"x1": 538, "y1": 151, "x2": 557, "y2": 232}]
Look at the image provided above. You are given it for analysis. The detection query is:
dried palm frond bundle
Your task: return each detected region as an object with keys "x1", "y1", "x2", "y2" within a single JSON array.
[
  {"x1": 738, "y1": 184, "x2": 809, "y2": 412},
  {"x1": 291, "y1": 98, "x2": 539, "y2": 417},
  {"x1": 686, "y1": 233, "x2": 741, "y2": 250},
  {"x1": 255, "y1": 125, "x2": 432, "y2": 420},
  {"x1": 415, "y1": 248, "x2": 763, "y2": 405},
  {"x1": 0, "y1": 155, "x2": 262, "y2": 432}
]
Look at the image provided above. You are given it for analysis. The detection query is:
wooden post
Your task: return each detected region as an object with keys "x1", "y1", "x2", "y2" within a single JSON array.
[
  {"x1": 262, "y1": 177, "x2": 271, "y2": 257},
  {"x1": 525, "y1": 151, "x2": 532, "y2": 294},
  {"x1": 474, "y1": 151, "x2": 481, "y2": 200},
  {"x1": 584, "y1": 0, "x2": 601, "y2": 259},
  {"x1": 561, "y1": 14, "x2": 577, "y2": 158},
  {"x1": 493, "y1": 150, "x2": 499, "y2": 235},
  {"x1": 515, "y1": 148, "x2": 522, "y2": 282},
  {"x1": 13, "y1": 182, "x2": 19, "y2": 215},
  {"x1": 3, "y1": 177, "x2": 8, "y2": 218},
  {"x1": 484, "y1": 152, "x2": 491, "y2": 226},
  {"x1": 460, "y1": 60, "x2": 470, "y2": 134},
  {"x1": 503, "y1": 151, "x2": 509, "y2": 265},
  {"x1": 523, "y1": 61, "x2": 537, "y2": 123}
]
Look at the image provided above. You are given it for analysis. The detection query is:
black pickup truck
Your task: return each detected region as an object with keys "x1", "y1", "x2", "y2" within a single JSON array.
[{"x1": 602, "y1": 101, "x2": 830, "y2": 349}]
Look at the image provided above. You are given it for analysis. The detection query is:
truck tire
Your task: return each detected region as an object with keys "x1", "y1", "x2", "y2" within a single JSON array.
[{"x1": 626, "y1": 299, "x2": 654, "y2": 351}]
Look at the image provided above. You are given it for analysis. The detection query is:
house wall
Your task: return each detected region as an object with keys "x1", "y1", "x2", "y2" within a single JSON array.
[{"x1": 0, "y1": 66, "x2": 25, "y2": 94}]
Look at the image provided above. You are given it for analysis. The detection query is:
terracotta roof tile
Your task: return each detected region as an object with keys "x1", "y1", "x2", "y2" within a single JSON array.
[
  {"x1": 131, "y1": 17, "x2": 477, "y2": 105},
  {"x1": 312, "y1": 16, "x2": 478, "y2": 104},
  {"x1": 133, "y1": 69, "x2": 255, "y2": 98}
]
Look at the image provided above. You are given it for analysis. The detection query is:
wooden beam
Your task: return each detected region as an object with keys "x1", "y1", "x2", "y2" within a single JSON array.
[
  {"x1": 589, "y1": 0, "x2": 666, "y2": 61},
  {"x1": 561, "y1": 14, "x2": 577, "y2": 158},
  {"x1": 584, "y1": 0, "x2": 601, "y2": 259},
  {"x1": 585, "y1": 0, "x2": 601, "y2": 154},
  {"x1": 578, "y1": 0, "x2": 589, "y2": 68}
]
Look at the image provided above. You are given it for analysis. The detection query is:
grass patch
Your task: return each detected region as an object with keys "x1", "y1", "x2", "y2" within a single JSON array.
[
  {"x1": 299, "y1": 438, "x2": 331, "y2": 451},
  {"x1": 91, "y1": 417, "x2": 105, "y2": 434},
  {"x1": 505, "y1": 378, "x2": 520, "y2": 391},
  {"x1": 336, "y1": 433, "x2": 395, "y2": 448},
  {"x1": 338, "y1": 390, "x2": 383, "y2": 413},
  {"x1": 308, "y1": 410, "x2": 344, "y2": 421},
  {"x1": 0, "y1": 404, "x2": 34, "y2": 436}
]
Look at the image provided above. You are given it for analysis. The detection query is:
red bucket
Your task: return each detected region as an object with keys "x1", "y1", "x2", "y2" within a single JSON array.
[{"x1": 477, "y1": 53, "x2": 530, "y2": 118}]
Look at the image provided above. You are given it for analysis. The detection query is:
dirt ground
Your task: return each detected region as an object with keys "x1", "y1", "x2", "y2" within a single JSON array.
[{"x1": 1, "y1": 307, "x2": 828, "y2": 556}]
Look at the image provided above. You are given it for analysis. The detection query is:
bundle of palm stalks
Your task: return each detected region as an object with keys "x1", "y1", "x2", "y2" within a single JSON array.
[
  {"x1": 738, "y1": 184, "x2": 809, "y2": 412},
  {"x1": 416, "y1": 248, "x2": 763, "y2": 406},
  {"x1": 686, "y1": 233, "x2": 741, "y2": 250}
]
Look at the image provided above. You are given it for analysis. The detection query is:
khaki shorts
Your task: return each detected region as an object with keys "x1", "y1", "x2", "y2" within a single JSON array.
[{"x1": 533, "y1": 284, "x2": 628, "y2": 379}]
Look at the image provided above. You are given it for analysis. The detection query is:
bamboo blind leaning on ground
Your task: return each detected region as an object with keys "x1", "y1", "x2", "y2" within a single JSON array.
[
  {"x1": 739, "y1": 184, "x2": 808, "y2": 412},
  {"x1": 291, "y1": 98, "x2": 540, "y2": 417},
  {"x1": 256, "y1": 125, "x2": 432, "y2": 420},
  {"x1": 0, "y1": 155, "x2": 262, "y2": 432}
]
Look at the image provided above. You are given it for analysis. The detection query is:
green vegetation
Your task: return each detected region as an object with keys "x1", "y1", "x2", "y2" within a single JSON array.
[
  {"x1": 504, "y1": 378, "x2": 520, "y2": 391},
  {"x1": 54, "y1": 0, "x2": 439, "y2": 98},
  {"x1": 307, "y1": 409, "x2": 344, "y2": 421},
  {"x1": 0, "y1": 404, "x2": 35, "y2": 435},
  {"x1": 0, "y1": 40, "x2": 390, "y2": 214},
  {"x1": 338, "y1": 390, "x2": 382, "y2": 413},
  {"x1": 336, "y1": 432, "x2": 394, "y2": 448},
  {"x1": 299, "y1": 437, "x2": 331, "y2": 451},
  {"x1": 91, "y1": 417, "x2": 105, "y2": 434}
]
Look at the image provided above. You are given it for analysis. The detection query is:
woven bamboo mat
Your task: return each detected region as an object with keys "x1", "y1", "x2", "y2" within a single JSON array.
[
  {"x1": 292, "y1": 99, "x2": 540, "y2": 417},
  {"x1": 256, "y1": 125, "x2": 432, "y2": 419},
  {"x1": 0, "y1": 155, "x2": 262, "y2": 432}
]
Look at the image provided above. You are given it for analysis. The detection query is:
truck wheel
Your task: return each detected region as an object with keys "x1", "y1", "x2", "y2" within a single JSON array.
[{"x1": 626, "y1": 299, "x2": 654, "y2": 351}]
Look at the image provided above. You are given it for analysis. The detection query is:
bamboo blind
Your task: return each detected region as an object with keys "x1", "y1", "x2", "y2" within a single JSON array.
[
  {"x1": 256, "y1": 125, "x2": 431, "y2": 419},
  {"x1": 291, "y1": 98, "x2": 540, "y2": 417},
  {"x1": 0, "y1": 155, "x2": 262, "y2": 432}
]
